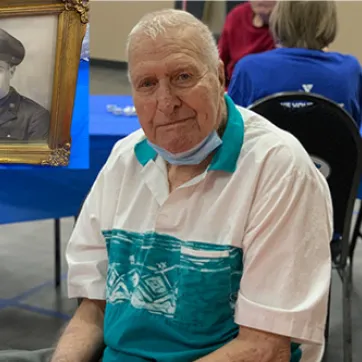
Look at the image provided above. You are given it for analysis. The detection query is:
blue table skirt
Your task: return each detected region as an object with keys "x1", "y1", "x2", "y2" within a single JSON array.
[
  {"x1": 0, "y1": 60, "x2": 89, "y2": 170},
  {"x1": 0, "y1": 95, "x2": 138, "y2": 224}
]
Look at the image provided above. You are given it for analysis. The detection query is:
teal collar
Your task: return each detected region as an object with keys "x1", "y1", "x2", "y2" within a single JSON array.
[{"x1": 134, "y1": 94, "x2": 244, "y2": 173}]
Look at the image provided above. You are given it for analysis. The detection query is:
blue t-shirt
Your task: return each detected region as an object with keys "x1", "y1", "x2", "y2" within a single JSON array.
[{"x1": 228, "y1": 48, "x2": 362, "y2": 127}]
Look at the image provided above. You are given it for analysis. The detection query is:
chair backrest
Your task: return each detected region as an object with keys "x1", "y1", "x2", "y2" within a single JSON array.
[{"x1": 249, "y1": 92, "x2": 362, "y2": 265}]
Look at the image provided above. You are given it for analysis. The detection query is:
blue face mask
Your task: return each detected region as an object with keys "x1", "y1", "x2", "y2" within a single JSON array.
[{"x1": 147, "y1": 130, "x2": 222, "y2": 165}]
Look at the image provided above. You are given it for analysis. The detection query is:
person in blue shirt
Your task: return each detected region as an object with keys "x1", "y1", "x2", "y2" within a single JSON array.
[{"x1": 228, "y1": 0, "x2": 362, "y2": 127}]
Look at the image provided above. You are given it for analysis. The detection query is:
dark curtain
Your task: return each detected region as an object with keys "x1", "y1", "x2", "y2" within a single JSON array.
[
  {"x1": 174, "y1": 1, "x2": 206, "y2": 20},
  {"x1": 226, "y1": 1, "x2": 247, "y2": 15}
]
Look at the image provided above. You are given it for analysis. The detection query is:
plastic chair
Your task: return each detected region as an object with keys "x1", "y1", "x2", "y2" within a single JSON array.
[{"x1": 249, "y1": 92, "x2": 362, "y2": 362}]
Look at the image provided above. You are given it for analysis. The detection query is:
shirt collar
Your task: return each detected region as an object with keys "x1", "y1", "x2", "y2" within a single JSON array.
[{"x1": 134, "y1": 94, "x2": 244, "y2": 173}]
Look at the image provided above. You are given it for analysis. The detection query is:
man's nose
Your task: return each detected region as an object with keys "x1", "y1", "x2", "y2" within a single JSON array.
[{"x1": 156, "y1": 82, "x2": 181, "y2": 115}]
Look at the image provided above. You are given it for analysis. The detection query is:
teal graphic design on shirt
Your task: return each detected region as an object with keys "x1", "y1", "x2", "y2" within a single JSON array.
[
  {"x1": 102, "y1": 230, "x2": 302, "y2": 362},
  {"x1": 104, "y1": 230, "x2": 243, "y2": 327}
]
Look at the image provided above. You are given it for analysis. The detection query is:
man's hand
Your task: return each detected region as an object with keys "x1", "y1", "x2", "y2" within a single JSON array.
[
  {"x1": 195, "y1": 326, "x2": 291, "y2": 362},
  {"x1": 51, "y1": 298, "x2": 106, "y2": 362}
]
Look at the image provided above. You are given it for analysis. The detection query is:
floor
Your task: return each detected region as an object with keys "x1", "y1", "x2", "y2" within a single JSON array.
[{"x1": 0, "y1": 64, "x2": 361, "y2": 361}]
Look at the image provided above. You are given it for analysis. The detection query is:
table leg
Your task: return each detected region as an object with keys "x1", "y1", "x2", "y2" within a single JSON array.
[{"x1": 54, "y1": 218, "x2": 61, "y2": 288}]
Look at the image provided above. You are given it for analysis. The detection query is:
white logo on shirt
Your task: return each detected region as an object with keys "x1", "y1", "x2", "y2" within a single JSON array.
[{"x1": 302, "y1": 84, "x2": 314, "y2": 93}]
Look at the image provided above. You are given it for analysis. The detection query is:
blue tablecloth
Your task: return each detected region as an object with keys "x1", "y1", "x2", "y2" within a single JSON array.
[
  {"x1": 0, "y1": 95, "x2": 137, "y2": 224},
  {"x1": 90, "y1": 95, "x2": 140, "y2": 136},
  {"x1": 89, "y1": 95, "x2": 140, "y2": 170}
]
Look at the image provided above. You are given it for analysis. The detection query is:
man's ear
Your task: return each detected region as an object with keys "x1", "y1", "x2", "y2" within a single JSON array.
[
  {"x1": 9, "y1": 65, "x2": 16, "y2": 79},
  {"x1": 217, "y1": 60, "x2": 225, "y2": 90}
]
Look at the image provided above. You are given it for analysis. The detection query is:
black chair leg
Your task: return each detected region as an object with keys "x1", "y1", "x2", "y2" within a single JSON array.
[
  {"x1": 325, "y1": 285, "x2": 331, "y2": 342},
  {"x1": 54, "y1": 218, "x2": 61, "y2": 288},
  {"x1": 322, "y1": 281, "x2": 332, "y2": 361},
  {"x1": 342, "y1": 264, "x2": 353, "y2": 362},
  {"x1": 350, "y1": 200, "x2": 362, "y2": 282}
]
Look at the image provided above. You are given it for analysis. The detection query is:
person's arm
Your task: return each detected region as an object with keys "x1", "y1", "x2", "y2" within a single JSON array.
[
  {"x1": 27, "y1": 108, "x2": 50, "y2": 140},
  {"x1": 196, "y1": 326, "x2": 290, "y2": 362},
  {"x1": 51, "y1": 299, "x2": 106, "y2": 362},
  {"x1": 198, "y1": 141, "x2": 333, "y2": 361},
  {"x1": 52, "y1": 162, "x2": 111, "y2": 361},
  {"x1": 218, "y1": 14, "x2": 232, "y2": 84}
]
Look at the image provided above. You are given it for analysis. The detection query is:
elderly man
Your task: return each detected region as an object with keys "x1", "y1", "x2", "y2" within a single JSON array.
[
  {"x1": 0, "y1": 28, "x2": 50, "y2": 141},
  {"x1": 51, "y1": 9, "x2": 332, "y2": 362}
]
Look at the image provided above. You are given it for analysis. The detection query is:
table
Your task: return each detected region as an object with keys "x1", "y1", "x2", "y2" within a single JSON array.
[
  {"x1": 0, "y1": 95, "x2": 138, "y2": 224},
  {"x1": 0, "y1": 94, "x2": 139, "y2": 285},
  {"x1": 89, "y1": 94, "x2": 140, "y2": 169}
]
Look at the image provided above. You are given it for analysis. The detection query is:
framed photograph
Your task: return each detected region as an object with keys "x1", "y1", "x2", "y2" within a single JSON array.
[{"x1": 0, "y1": 0, "x2": 89, "y2": 166}]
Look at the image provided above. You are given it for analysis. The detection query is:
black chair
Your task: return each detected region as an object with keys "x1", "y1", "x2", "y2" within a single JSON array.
[{"x1": 249, "y1": 92, "x2": 362, "y2": 362}]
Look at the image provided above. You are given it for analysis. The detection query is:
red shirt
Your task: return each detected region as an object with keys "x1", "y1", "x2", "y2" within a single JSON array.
[{"x1": 218, "y1": 3, "x2": 275, "y2": 86}]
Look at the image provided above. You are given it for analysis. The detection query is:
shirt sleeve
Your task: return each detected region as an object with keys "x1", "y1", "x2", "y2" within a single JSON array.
[
  {"x1": 235, "y1": 146, "x2": 333, "y2": 344},
  {"x1": 66, "y1": 130, "x2": 144, "y2": 300},
  {"x1": 66, "y1": 169, "x2": 108, "y2": 300}
]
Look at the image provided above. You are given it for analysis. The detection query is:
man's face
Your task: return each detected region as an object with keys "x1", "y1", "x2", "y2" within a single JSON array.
[
  {"x1": 128, "y1": 29, "x2": 225, "y2": 154},
  {"x1": 250, "y1": 1, "x2": 276, "y2": 24},
  {"x1": 0, "y1": 60, "x2": 15, "y2": 99}
]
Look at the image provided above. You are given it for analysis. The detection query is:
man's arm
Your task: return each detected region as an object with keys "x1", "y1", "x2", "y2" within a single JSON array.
[
  {"x1": 51, "y1": 299, "x2": 106, "y2": 362},
  {"x1": 196, "y1": 326, "x2": 290, "y2": 362},
  {"x1": 198, "y1": 143, "x2": 332, "y2": 362},
  {"x1": 54, "y1": 162, "x2": 110, "y2": 361}
]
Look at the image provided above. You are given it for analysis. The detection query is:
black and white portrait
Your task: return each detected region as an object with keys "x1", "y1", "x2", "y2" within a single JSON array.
[{"x1": 0, "y1": 16, "x2": 57, "y2": 142}]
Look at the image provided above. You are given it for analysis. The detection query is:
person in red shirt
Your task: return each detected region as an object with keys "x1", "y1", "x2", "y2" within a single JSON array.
[{"x1": 219, "y1": 1, "x2": 276, "y2": 86}]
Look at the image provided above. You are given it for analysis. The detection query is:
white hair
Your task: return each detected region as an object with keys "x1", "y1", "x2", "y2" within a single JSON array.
[{"x1": 126, "y1": 9, "x2": 219, "y2": 73}]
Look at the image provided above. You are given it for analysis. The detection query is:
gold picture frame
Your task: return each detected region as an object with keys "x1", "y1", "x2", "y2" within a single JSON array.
[{"x1": 0, "y1": 0, "x2": 89, "y2": 166}]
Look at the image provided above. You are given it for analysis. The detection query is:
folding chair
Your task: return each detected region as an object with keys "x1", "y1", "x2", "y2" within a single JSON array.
[{"x1": 249, "y1": 92, "x2": 362, "y2": 362}]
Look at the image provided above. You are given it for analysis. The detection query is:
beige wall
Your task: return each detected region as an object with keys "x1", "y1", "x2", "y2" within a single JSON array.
[
  {"x1": 330, "y1": 1, "x2": 362, "y2": 62},
  {"x1": 91, "y1": 0, "x2": 362, "y2": 63},
  {"x1": 203, "y1": 1, "x2": 225, "y2": 34},
  {"x1": 91, "y1": 1, "x2": 174, "y2": 62}
]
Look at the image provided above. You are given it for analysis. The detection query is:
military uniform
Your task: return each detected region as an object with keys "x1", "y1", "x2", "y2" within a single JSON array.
[
  {"x1": 0, "y1": 28, "x2": 50, "y2": 141},
  {"x1": 0, "y1": 86, "x2": 50, "y2": 140}
]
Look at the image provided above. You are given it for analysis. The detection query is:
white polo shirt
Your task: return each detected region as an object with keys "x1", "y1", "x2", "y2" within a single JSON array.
[{"x1": 67, "y1": 95, "x2": 333, "y2": 362}]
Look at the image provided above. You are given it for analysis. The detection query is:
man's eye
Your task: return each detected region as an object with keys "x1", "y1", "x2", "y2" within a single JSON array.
[
  {"x1": 140, "y1": 80, "x2": 156, "y2": 88},
  {"x1": 177, "y1": 73, "x2": 191, "y2": 81}
]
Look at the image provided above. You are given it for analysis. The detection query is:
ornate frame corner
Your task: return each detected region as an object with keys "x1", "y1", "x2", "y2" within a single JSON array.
[
  {"x1": 41, "y1": 143, "x2": 71, "y2": 166},
  {"x1": 62, "y1": 0, "x2": 89, "y2": 23}
]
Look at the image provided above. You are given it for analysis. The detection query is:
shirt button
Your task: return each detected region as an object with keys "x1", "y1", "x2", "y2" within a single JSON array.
[
  {"x1": 7, "y1": 134, "x2": 10, "y2": 138},
  {"x1": 9, "y1": 103, "x2": 15, "y2": 109}
]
